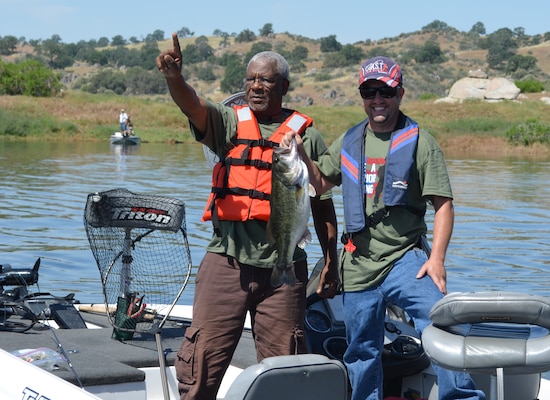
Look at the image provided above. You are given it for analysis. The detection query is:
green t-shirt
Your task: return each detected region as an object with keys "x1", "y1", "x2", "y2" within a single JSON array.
[
  {"x1": 191, "y1": 100, "x2": 330, "y2": 268},
  {"x1": 316, "y1": 119, "x2": 453, "y2": 291}
]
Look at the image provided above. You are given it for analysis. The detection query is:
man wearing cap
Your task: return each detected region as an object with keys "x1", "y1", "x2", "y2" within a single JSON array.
[
  {"x1": 281, "y1": 56, "x2": 485, "y2": 399},
  {"x1": 119, "y1": 109, "x2": 128, "y2": 135}
]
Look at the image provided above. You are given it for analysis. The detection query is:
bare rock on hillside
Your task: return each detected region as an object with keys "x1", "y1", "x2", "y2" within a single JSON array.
[
  {"x1": 485, "y1": 77, "x2": 521, "y2": 101},
  {"x1": 436, "y1": 72, "x2": 520, "y2": 103},
  {"x1": 468, "y1": 69, "x2": 489, "y2": 79},
  {"x1": 447, "y1": 77, "x2": 488, "y2": 100}
]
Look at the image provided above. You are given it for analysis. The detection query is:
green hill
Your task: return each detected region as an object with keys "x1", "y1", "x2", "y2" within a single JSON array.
[
  {"x1": 1, "y1": 24, "x2": 550, "y2": 159},
  {"x1": 3, "y1": 23, "x2": 550, "y2": 108}
]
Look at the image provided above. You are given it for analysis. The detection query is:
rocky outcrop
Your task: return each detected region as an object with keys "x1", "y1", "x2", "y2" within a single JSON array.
[{"x1": 436, "y1": 70, "x2": 520, "y2": 103}]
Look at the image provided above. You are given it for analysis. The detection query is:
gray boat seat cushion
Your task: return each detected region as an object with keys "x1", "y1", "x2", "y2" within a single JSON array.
[
  {"x1": 422, "y1": 291, "x2": 550, "y2": 375},
  {"x1": 223, "y1": 354, "x2": 349, "y2": 400}
]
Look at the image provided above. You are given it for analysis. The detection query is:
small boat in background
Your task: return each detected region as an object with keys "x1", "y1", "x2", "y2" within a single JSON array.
[{"x1": 109, "y1": 132, "x2": 140, "y2": 146}]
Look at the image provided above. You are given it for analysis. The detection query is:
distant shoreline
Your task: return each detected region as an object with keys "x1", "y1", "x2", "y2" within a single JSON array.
[
  {"x1": 439, "y1": 135, "x2": 550, "y2": 161},
  {"x1": 1, "y1": 92, "x2": 549, "y2": 161}
]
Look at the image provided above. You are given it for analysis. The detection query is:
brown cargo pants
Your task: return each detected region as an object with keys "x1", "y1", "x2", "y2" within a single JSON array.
[{"x1": 175, "y1": 252, "x2": 308, "y2": 400}]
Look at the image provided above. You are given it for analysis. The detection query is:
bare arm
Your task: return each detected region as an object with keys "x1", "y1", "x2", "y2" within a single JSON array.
[
  {"x1": 416, "y1": 196, "x2": 454, "y2": 294},
  {"x1": 311, "y1": 198, "x2": 340, "y2": 298},
  {"x1": 156, "y1": 32, "x2": 209, "y2": 142}
]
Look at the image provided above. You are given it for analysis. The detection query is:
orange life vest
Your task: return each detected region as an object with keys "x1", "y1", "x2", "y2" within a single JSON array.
[{"x1": 201, "y1": 105, "x2": 313, "y2": 225}]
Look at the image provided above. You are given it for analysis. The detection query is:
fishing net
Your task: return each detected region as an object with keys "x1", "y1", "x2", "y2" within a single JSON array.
[{"x1": 84, "y1": 188, "x2": 192, "y2": 340}]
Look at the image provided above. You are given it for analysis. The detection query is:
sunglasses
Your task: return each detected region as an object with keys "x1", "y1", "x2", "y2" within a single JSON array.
[{"x1": 359, "y1": 86, "x2": 399, "y2": 100}]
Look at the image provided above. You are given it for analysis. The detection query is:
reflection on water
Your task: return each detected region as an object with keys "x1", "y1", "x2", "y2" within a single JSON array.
[
  {"x1": 0, "y1": 141, "x2": 549, "y2": 304},
  {"x1": 444, "y1": 159, "x2": 550, "y2": 294}
]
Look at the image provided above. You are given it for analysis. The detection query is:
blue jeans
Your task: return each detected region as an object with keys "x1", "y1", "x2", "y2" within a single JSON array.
[{"x1": 342, "y1": 247, "x2": 485, "y2": 400}]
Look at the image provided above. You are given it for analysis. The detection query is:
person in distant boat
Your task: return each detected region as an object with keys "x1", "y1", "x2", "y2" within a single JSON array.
[
  {"x1": 126, "y1": 115, "x2": 133, "y2": 135},
  {"x1": 119, "y1": 109, "x2": 128, "y2": 136},
  {"x1": 157, "y1": 33, "x2": 340, "y2": 400},
  {"x1": 280, "y1": 56, "x2": 486, "y2": 400}
]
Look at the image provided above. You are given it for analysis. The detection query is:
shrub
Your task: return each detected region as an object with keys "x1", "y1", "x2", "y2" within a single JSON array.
[
  {"x1": 506, "y1": 118, "x2": 550, "y2": 146},
  {"x1": 419, "y1": 93, "x2": 438, "y2": 100},
  {"x1": 515, "y1": 79, "x2": 544, "y2": 93},
  {"x1": 0, "y1": 59, "x2": 62, "y2": 96}
]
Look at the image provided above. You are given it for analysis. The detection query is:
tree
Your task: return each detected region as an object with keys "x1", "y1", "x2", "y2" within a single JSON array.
[
  {"x1": 259, "y1": 23, "x2": 274, "y2": 37},
  {"x1": 505, "y1": 54, "x2": 538, "y2": 74},
  {"x1": 41, "y1": 35, "x2": 66, "y2": 67},
  {"x1": 513, "y1": 27, "x2": 529, "y2": 46},
  {"x1": 291, "y1": 45, "x2": 308, "y2": 62},
  {"x1": 177, "y1": 27, "x2": 194, "y2": 37},
  {"x1": 125, "y1": 66, "x2": 167, "y2": 95},
  {"x1": 0, "y1": 59, "x2": 62, "y2": 96},
  {"x1": 339, "y1": 44, "x2": 364, "y2": 65},
  {"x1": 197, "y1": 65, "x2": 216, "y2": 81},
  {"x1": 221, "y1": 58, "x2": 246, "y2": 93},
  {"x1": 111, "y1": 35, "x2": 126, "y2": 46},
  {"x1": 415, "y1": 41, "x2": 446, "y2": 64},
  {"x1": 323, "y1": 53, "x2": 347, "y2": 68},
  {"x1": 51, "y1": 54, "x2": 74, "y2": 69},
  {"x1": 486, "y1": 28, "x2": 517, "y2": 69},
  {"x1": 324, "y1": 44, "x2": 364, "y2": 68},
  {"x1": 245, "y1": 42, "x2": 273, "y2": 62},
  {"x1": 138, "y1": 42, "x2": 161, "y2": 70},
  {"x1": 145, "y1": 30, "x2": 165, "y2": 42},
  {"x1": 235, "y1": 29, "x2": 256, "y2": 43},
  {"x1": 179, "y1": 37, "x2": 213, "y2": 64},
  {"x1": 421, "y1": 20, "x2": 450, "y2": 32},
  {"x1": 85, "y1": 50, "x2": 109, "y2": 66},
  {"x1": 97, "y1": 37, "x2": 110, "y2": 47},
  {"x1": 196, "y1": 38, "x2": 214, "y2": 61},
  {"x1": 217, "y1": 52, "x2": 242, "y2": 67},
  {"x1": 469, "y1": 22, "x2": 486, "y2": 36},
  {"x1": 320, "y1": 35, "x2": 341, "y2": 53},
  {"x1": 0, "y1": 35, "x2": 18, "y2": 55},
  {"x1": 80, "y1": 69, "x2": 126, "y2": 94},
  {"x1": 220, "y1": 32, "x2": 231, "y2": 47}
]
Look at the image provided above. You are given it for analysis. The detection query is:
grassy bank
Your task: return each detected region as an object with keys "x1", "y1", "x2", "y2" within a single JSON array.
[{"x1": 1, "y1": 91, "x2": 549, "y2": 159}]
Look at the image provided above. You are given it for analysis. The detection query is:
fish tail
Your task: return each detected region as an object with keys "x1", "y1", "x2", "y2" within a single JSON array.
[{"x1": 270, "y1": 265, "x2": 296, "y2": 288}]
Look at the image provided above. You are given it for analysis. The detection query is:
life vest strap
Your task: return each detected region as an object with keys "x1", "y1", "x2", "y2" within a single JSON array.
[
  {"x1": 234, "y1": 138, "x2": 278, "y2": 148},
  {"x1": 211, "y1": 187, "x2": 271, "y2": 201},
  {"x1": 224, "y1": 157, "x2": 272, "y2": 170}
]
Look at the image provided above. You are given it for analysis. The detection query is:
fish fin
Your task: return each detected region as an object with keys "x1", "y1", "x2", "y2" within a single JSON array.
[
  {"x1": 308, "y1": 183, "x2": 316, "y2": 198},
  {"x1": 284, "y1": 266, "x2": 297, "y2": 287},
  {"x1": 270, "y1": 268, "x2": 284, "y2": 288},
  {"x1": 270, "y1": 265, "x2": 296, "y2": 287},
  {"x1": 266, "y1": 219, "x2": 275, "y2": 245},
  {"x1": 297, "y1": 228, "x2": 312, "y2": 249}
]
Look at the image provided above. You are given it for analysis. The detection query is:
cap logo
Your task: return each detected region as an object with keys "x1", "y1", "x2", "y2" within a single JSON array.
[
  {"x1": 362, "y1": 59, "x2": 389, "y2": 76},
  {"x1": 359, "y1": 57, "x2": 401, "y2": 88}
]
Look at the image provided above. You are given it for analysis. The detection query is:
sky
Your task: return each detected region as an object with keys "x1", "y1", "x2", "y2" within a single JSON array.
[{"x1": 1, "y1": 0, "x2": 549, "y2": 45}]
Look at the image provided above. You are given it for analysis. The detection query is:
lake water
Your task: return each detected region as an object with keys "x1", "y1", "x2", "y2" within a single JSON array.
[{"x1": 1, "y1": 141, "x2": 549, "y2": 305}]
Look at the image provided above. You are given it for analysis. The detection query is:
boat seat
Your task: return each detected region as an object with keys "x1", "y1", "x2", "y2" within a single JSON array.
[
  {"x1": 422, "y1": 291, "x2": 550, "y2": 400},
  {"x1": 223, "y1": 354, "x2": 349, "y2": 400}
]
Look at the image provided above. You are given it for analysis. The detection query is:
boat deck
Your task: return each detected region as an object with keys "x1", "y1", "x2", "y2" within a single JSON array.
[{"x1": 1, "y1": 307, "x2": 256, "y2": 389}]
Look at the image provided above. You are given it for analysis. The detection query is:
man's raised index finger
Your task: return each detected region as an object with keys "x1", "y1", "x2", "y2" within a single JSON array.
[{"x1": 172, "y1": 32, "x2": 182, "y2": 58}]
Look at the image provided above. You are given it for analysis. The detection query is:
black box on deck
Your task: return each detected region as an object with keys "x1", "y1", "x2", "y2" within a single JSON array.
[{"x1": 49, "y1": 303, "x2": 88, "y2": 329}]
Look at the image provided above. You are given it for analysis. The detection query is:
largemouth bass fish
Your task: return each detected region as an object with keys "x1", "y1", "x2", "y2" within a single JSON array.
[{"x1": 267, "y1": 138, "x2": 313, "y2": 287}]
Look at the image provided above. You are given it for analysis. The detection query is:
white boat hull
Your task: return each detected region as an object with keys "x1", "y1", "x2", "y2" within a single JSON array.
[{"x1": 1, "y1": 302, "x2": 550, "y2": 400}]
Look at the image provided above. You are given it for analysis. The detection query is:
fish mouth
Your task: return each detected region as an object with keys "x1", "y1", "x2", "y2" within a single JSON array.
[{"x1": 274, "y1": 145, "x2": 291, "y2": 154}]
